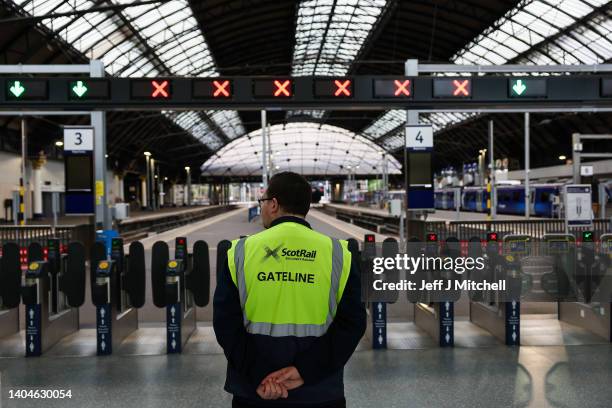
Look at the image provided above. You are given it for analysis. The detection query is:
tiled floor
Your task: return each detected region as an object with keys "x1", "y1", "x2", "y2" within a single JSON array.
[{"x1": 1, "y1": 344, "x2": 611, "y2": 408}]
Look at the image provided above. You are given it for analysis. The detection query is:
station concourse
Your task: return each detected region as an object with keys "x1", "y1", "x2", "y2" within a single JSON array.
[{"x1": 1, "y1": 1, "x2": 612, "y2": 407}]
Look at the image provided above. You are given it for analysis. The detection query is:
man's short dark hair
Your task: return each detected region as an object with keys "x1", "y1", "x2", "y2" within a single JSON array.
[{"x1": 266, "y1": 172, "x2": 311, "y2": 216}]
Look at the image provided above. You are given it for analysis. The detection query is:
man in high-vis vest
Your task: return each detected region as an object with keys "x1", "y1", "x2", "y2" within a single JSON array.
[{"x1": 214, "y1": 172, "x2": 366, "y2": 408}]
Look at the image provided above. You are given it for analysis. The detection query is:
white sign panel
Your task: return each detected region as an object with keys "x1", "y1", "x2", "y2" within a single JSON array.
[
  {"x1": 64, "y1": 127, "x2": 94, "y2": 151},
  {"x1": 405, "y1": 125, "x2": 433, "y2": 150},
  {"x1": 580, "y1": 165, "x2": 593, "y2": 176},
  {"x1": 564, "y1": 184, "x2": 592, "y2": 227}
]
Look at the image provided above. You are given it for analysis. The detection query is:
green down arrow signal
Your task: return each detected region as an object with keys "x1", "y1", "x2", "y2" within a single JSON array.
[
  {"x1": 512, "y1": 79, "x2": 527, "y2": 96},
  {"x1": 9, "y1": 81, "x2": 25, "y2": 97},
  {"x1": 72, "y1": 81, "x2": 88, "y2": 97}
]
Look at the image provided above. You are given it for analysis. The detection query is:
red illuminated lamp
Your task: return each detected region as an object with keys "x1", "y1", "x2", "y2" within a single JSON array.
[
  {"x1": 487, "y1": 232, "x2": 498, "y2": 242},
  {"x1": 213, "y1": 80, "x2": 230, "y2": 97},
  {"x1": 394, "y1": 79, "x2": 411, "y2": 96},
  {"x1": 274, "y1": 80, "x2": 291, "y2": 97},
  {"x1": 151, "y1": 80, "x2": 169, "y2": 98},
  {"x1": 427, "y1": 233, "x2": 438, "y2": 242},
  {"x1": 365, "y1": 234, "x2": 375, "y2": 243},
  {"x1": 334, "y1": 80, "x2": 351, "y2": 96},
  {"x1": 178, "y1": 238, "x2": 186, "y2": 245},
  {"x1": 453, "y1": 79, "x2": 470, "y2": 96}
]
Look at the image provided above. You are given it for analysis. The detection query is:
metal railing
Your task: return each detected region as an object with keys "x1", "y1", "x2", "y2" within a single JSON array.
[
  {"x1": 417, "y1": 219, "x2": 610, "y2": 241},
  {"x1": 0, "y1": 224, "x2": 94, "y2": 249}
]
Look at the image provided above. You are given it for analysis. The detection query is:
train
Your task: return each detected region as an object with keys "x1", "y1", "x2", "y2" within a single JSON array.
[{"x1": 434, "y1": 183, "x2": 563, "y2": 217}]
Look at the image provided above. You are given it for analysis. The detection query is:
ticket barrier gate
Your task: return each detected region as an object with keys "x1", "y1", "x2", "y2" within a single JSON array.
[
  {"x1": 151, "y1": 237, "x2": 210, "y2": 353},
  {"x1": 557, "y1": 233, "x2": 611, "y2": 342},
  {"x1": 469, "y1": 234, "x2": 528, "y2": 345},
  {"x1": 357, "y1": 234, "x2": 397, "y2": 349},
  {"x1": 0, "y1": 243, "x2": 21, "y2": 338},
  {"x1": 91, "y1": 238, "x2": 145, "y2": 355},
  {"x1": 17, "y1": 240, "x2": 86, "y2": 356},
  {"x1": 411, "y1": 235, "x2": 458, "y2": 347}
]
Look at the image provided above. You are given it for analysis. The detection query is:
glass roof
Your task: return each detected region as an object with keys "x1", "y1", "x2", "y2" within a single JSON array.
[
  {"x1": 288, "y1": 0, "x2": 388, "y2": 120},
  {"x1": 367, "y1": 0, "x2": 612, "y2": 150},
  {"x1": 453, "y1": 0, "x2": 611, "y2": 65},
  {"x1": 201, "y1": 122, "x2": 401, "y2": 177},
  {"x1": 292, "y1": 0, "x2": 388, "y2": 76},
  {"x1": 164, "y1": 111, "x2": 223, "y2": 150},
  {"x1": 362, "y1": 110, "x2": 405, "y2": 140},
  {"x1": 12, "y1": 0, "x2": 244, "y2": 149}
]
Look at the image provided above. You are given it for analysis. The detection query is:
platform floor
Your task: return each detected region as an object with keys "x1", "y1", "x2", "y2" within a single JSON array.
[{"x1": 1, "y1": 345, "x2": 611, "y2": 408}]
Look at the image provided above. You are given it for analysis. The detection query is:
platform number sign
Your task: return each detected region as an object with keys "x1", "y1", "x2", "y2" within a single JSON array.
[
  {"x1": 64, "y1": 127, "x2": 94, "y2": 151},
  {"x1": 405, "y1": 125, "x2": 433, "y2": 151}
]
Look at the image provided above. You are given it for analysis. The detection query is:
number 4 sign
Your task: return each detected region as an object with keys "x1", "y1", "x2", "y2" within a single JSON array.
[
  {"x1": 405, "y1": 125, "x2": 433, "y2": 150},
  {"x1": 64, "y1": 127, "x2": 94, "y2": 151}
]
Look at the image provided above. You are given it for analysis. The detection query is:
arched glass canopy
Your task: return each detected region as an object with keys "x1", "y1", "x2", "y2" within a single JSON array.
[
  {"x1": 366, "y1": 0, "x2": 612, "y2": 151},
  {"x1": 201, "y1": 122, "x2": 401, "y2": 177}
]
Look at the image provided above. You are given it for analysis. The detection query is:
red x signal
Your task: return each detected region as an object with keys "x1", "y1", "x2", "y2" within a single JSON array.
[
  {"x1": 453, "y1": 79, "x2": 470, "y2": 96},
  {"x1": 394, "y1": 79, "x2": 411, "y2": 96},
  {"x1": 334, "y1": 80, "x2": 351, "y2": 96},
  {"x1": 151, "y1": 80, "x2": 169, "y2": 98},
  {"x1": 213, "y1": 80, "x2": 230, "y2": 97},
  {"x1": 274, "y1": 80, "x2": 291, "y2": 97}
]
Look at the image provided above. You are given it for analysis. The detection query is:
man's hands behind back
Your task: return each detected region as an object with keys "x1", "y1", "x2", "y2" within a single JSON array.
[{"x1": 257, "y1": 366, "x2": 305, "y2": 400}]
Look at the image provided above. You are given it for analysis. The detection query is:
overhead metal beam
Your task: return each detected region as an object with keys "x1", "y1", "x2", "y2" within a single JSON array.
[
  {"x1": 0, "y1": 65, "x2": 90, "y2": 73},
  {"x1": 417, "y1": 64, "x2": 612, "y2": 73},
  {"x1": 0, "y1": 111, "x2": 90, "y2": 115},
  {"x1": 0, "y1": 1, "x2": 166, "y2": 24}
]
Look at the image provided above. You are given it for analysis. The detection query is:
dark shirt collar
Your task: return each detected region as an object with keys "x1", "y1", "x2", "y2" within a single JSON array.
[{"x1": 269, "y1": 215, "x2": 312, "y2": 229}]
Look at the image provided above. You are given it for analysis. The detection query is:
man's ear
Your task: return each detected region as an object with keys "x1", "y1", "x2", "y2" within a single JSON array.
[{"x1": 272, "y1": 198, "x2": 282, "y2": 214}]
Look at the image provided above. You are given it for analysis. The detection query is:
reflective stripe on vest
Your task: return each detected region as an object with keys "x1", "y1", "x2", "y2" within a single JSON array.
[{"x1": 233, "y1": 236, "x2": 345, "y2": 337}]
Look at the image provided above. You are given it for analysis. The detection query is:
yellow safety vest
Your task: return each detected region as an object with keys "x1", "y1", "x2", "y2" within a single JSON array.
[{"x1": 228, "y1": 221, "x2": 352, "y2": 337}]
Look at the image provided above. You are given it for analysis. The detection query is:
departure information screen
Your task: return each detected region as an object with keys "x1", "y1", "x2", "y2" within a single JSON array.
[
  {"x1": 373, "y1": 79, "x2": 412, "y2": 98},
  {"x1": 433, "y1": 78, "x2": 471, "y2": 98},
  {"x1": 252, "y1": 79, "x2": 293, "y2": 98},
  {"x1": 66, "y1": 155, "x2": 92, "y2": 191},
  {"x1": 408, "y1": 152, "x2": 432, "y2": 185},
  {"x1": 314, "y1": 79, "x2": 353, "y2": 98},
  {"x1": 131, "y1": 79, "x2": 172, "y2": 99},
  {"x1": 6, "y1": 79, "x2": 48, "y2": 100},
  {"x1": 68, "y1": 80, "x2": 110, "y2": 100},
  {"x1": 193, "y1": 79, "x2": 232, "y2": 99}
]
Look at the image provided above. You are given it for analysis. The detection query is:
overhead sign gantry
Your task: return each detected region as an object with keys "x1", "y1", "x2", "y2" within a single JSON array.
[{"x1": 2, "y1": 76, "x2": 612, "y2": 110}]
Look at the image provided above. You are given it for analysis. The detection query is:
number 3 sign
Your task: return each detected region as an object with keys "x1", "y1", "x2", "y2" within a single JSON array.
[
  {"x1": 405, "y1": 125, "x2": 433, "y2": 151},
  {"x1": 64, "y1": 127, "x2": 94, "y2": 151}
]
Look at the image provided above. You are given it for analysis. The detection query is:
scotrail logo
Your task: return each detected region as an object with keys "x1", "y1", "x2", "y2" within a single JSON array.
[
  {"x1": 263, "y1": 245, "x2": 282, "y2": 261},
  {"x1": 263, "y1": 245, "x2": 317, "y2": 262},
  {"x1": 282, "y1": 248, "x2": 317, "y2": 260}
]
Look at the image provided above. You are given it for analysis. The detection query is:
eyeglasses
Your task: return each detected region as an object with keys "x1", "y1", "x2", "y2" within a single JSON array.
[{"x1": 257, "y1": 197, "x2": 274, "y2": 206}]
